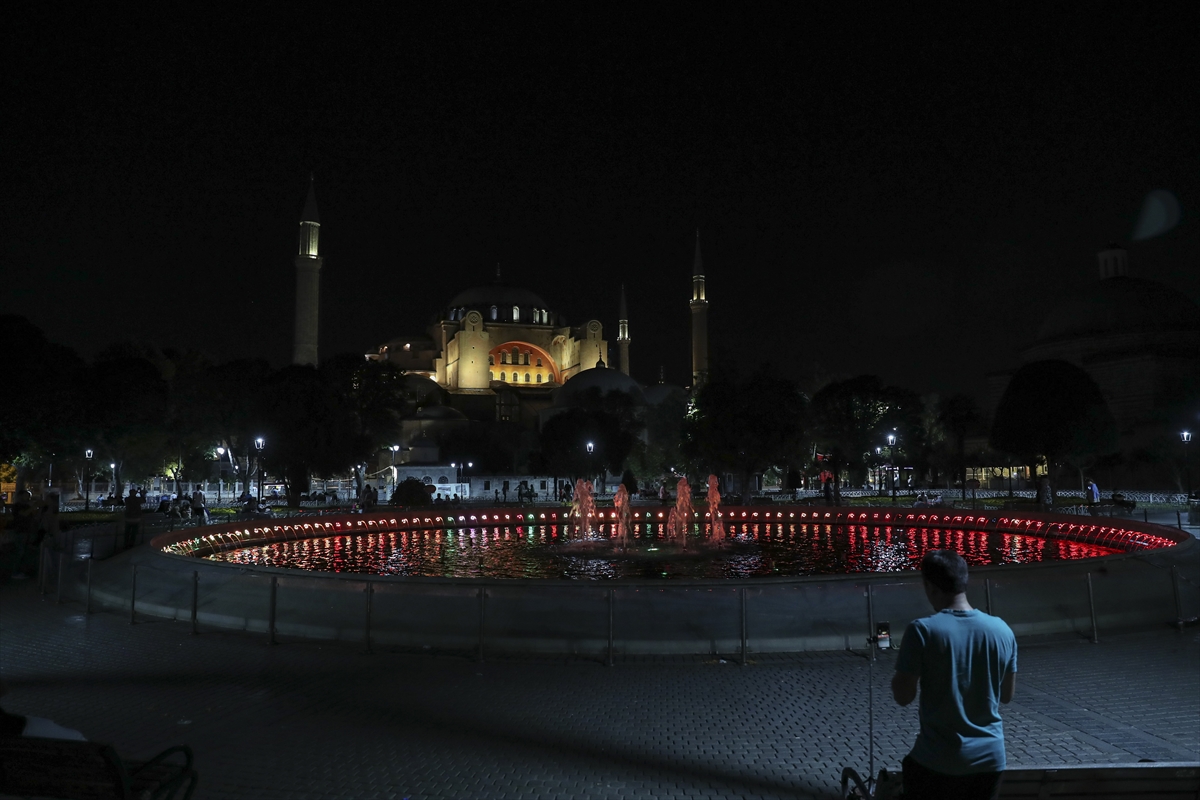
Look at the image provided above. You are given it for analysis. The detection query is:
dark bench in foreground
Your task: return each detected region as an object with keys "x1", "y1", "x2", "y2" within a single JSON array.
[
  {"x1": 1000, "y1": 762, "x2": 1199, "y2": 798},
  {"x1": 843, "y1": 762, "x2": 1199, "y2": 798},
  {"x1": 0, "y1": 737, "x2": 197, "y2": 799}
]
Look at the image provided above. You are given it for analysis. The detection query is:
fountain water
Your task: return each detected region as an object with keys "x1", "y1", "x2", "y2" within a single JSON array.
[
  {"x1": 571, "y1": 478, "x2": 597, "y2": 538},
  {"x1": 707, "y1": 474, "x2": 725, "y2": 544},
  {"x1": 612, "y1": 483, "x2": 633, "y2": 550},
  {"x1": 665, "y1": 476, "x2": 694, "y2": 547}
]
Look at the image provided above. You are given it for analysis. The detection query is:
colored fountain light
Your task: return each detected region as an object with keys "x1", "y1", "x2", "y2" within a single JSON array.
[{"x1": 164, "y1": 475, "x2": 1184, "y2": 581}]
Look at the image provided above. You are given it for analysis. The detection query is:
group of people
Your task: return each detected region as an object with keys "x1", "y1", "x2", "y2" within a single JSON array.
[
  {"x1": 913, "y1": 492, "x2": 946, "y2": 508},
  {"x1": 359, "y1": 485, "x2": 381, "y2": 510}
]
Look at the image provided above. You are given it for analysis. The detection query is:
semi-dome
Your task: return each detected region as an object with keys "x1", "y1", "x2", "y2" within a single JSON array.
[
  {"x1": 412, "y1": 404, "x2": 468, "y2": 421},
  {"x1": 554, "y1": 364, "x2": 646, "y2": 408},
  {"x1": 643, "y1": 382, "x2": 688, "y2": 406},
  {"x1": 443, "y1": 282, "x2": 556, "y2": 324},
  {"x1": 1036, "y1": 276, "x2": 1200, "y2": 343},
  {"x1": 397, "y1": 373, "x2": 445, "y2": 404}
]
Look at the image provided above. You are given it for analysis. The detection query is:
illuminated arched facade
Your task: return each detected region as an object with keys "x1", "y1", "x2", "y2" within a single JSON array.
[{"x1": 370, "y1": 280, "x2": 606, "y2": 394}]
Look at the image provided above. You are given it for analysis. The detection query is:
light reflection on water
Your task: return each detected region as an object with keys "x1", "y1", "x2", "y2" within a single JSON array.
[{"x1": 204, "y1": 523, "x2": 1122, "y2": 580}]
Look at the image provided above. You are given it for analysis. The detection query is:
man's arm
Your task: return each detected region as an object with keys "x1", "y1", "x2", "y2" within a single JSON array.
[
  {"x1": 1000, "y1": 671, "x2": 1015, "y2": 704},
  {"x1": 892, "y1": 671, "x2": 919, "y2": 706}
]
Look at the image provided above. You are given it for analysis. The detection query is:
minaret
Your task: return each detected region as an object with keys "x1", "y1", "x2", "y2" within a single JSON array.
[
  {"x1": 690, "y1": 229, "x2": 709, "y2": 387},
  {"x1": 617, "y1": 283, "x2": 631, "y2": 376},
  {"x1": 292, "y1": 176, "x2": 323, "y2": 366}
]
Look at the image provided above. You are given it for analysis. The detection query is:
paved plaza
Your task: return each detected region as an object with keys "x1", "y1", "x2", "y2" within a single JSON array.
[{"x1": 2, "y1": 567, "x2": 1198, "y2": 800}]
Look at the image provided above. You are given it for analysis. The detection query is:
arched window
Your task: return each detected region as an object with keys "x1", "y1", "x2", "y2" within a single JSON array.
[
  {"x1": 437, "y1": 476, "x2": 448, "y2": 484},
  {"x1": 524, "y1": 352, "x2": 530, "y2": 365},
  {"x1": 512, "y1": 305, "x2": 520, "y2": 321},
  {"x1": 536, "y1": 373, "x2": 542, "y2": 383},
  {"x1": 500, "y1": 372, "x2": 506, "y2": 382},
  {"x1": 490, "y1": 371, "x2": 495, "y2": 381},
  {"x1": 536, "y1": 358, "x2": 542, "y2": 367},
  {"x1": 488, "y1": 354, "x2": 494, "y2": 365},
  {"x1": 490, "y1": 306, "x2": 497, "y2": 321},
  {"x1": 501, "y1": 351, "x2": 508, "y2": 364},
  {"x1": 524, "y1": 372, "x2": 531, "y2": 382},
  {"x1": 511, "y1": 346, "x2": 519, "y2": 361}
]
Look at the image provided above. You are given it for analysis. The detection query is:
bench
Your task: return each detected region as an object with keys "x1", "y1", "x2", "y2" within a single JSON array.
[
  {"x1": 841, "y1": 762, "x2": 1200, "y2": 798},
  {"x1": 1000, "y1": 762, "x2": 1199, "y2": 798},
  {"x1": 0, "y1": 737, "x2": 197, "y2": 799}
]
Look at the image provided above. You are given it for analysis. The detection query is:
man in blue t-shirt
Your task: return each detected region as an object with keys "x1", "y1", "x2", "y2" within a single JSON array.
[{"x1": 892, "y1": 549, "x2": 1017, "y2": 800}]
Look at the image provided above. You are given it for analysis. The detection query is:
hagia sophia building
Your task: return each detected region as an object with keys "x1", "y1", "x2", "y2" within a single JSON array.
[
  {"x1": 292, "y1": 181, "x2": 1199, "y2": 490},
  {"x1": 291, "y1": 180, "x2": 701, "y2": 471}
]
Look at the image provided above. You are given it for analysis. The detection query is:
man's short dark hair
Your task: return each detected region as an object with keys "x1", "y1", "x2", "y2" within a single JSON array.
[{"x1": 922, "y1": 549, "x2": 969, "y2": 594}]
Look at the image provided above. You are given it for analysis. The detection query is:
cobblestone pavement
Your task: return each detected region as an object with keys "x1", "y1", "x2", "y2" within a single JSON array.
[{"x1": 2, "y1": 579, "x2": 1197, "y2": 800}]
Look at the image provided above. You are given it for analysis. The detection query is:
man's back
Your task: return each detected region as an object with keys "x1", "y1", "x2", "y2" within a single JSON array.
[{"x1": 896, "y1": 608, "x2": 1016, "y2": 775}]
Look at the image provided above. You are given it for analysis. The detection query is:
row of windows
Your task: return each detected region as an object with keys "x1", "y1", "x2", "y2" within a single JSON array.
[
  {"x1": 492, "y1": 371, "x2": 543, "y2": 383},
  {"x1": 448, "y1": 306, "x2": 552, "y2": 324},
  {"x1": 489, "y1": 349, "x2": 542, "y2": 367}
]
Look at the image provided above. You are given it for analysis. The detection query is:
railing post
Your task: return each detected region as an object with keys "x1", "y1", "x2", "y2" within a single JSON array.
[
  {"x1": 866, "y1": 583, "x2": 876, "y2": 663},
  {"x1": 268, "y1": 575, "x2": 277, "y2": 645},
  {"x1": 56, "y1": 551, "x2": 65, "y2": 605},
  {"x1": 129, "y1": 564, "x2": 138, "y2": 625},
  {"x1": 1171, "y1": 566, "x2": 1183, "y2": 632},
  {"x1": 85, "y1": 558, "x2": 93, "y2": 615},
  {"x1": 739, "y1": 586, "x2": 748, "y2": 666},
  {"x1": 606, "y1": 588, "x2": 614, "y2": 667},
  {"x1": 477, "y1": 587, "x2": 485, "y2": 663},
  {"x1": 985, "y1": 577, "x2": 993, "y2": 616},
  {"x1": 190, "y1": 571, "x2": 199, "y2": 634},
  {"x1": 38, "y1": 542, "x2": 48, "y2": 595},
  {"x1": 1086, "y1": 572, "x2": 1099, "y2": 644},
  {"x1": 365, "y1": 582, "x2": 374, "y2": 654},
  {"x1": 1144, "y1": 509, "x2": 1149, "y2": 523}
]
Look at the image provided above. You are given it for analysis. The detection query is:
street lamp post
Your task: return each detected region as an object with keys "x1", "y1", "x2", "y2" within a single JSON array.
[
  {"x1": 216, "y1": 447, "x2": 225, "y2": 504},
  {"x1": 390, "y1": 445, "x2": 399, "y2": 501},
  {"x1": 110, "y1": 463, "x2": 117, "y2": 499},
  {"x1": 256, "y1": 438, "x2": 268, "y2": 506},
  {"x1": 1184, "y1": 431, "x2": 1193, "y2": 499},
  {"x1": 887, "y1": 433, "x2": 897, "y2": 502},
  {"x1": 84, "y1": 449, "x2": 93, "y2": 510}
]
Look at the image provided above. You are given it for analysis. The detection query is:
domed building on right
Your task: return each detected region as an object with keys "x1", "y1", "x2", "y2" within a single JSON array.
[{"x1": 984, "y1": 245, "x2": 1200, "y2": 488}]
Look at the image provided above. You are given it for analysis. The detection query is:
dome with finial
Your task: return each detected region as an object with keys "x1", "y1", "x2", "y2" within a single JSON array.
[
  {"x1": 553, "y1": 364, "x2": 646, "y2": 408},
  {"x1": 442, "y1": 265, "x2": 557, "y2": 324}
]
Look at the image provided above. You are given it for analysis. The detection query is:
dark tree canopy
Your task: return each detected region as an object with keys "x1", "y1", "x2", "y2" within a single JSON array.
[
  {"x1": 990, "y1": 359, "x2": 1118, "y2": 468},
  {"x1": 681, "y1": 368, "x2": 808, "y2": 494},
  {"x1": 809, "y1": 375, "x2": 920, "y2": 486}
]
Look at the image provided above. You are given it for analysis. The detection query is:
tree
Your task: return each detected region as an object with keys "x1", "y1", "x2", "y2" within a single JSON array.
[
  {"x1": 0, "y1": 316, "x2": 90, "y2": 491},
  {"x1": 681, "y1": 368, "x2": 808, "y2": 501},
  {"x1": 990, "y1": 360, "x2": 1118, "y2": 496},
  {"x1": 810, "y1": 375, "x2": 918, "y2": 494},
  {"x1": 260, "y1": 365, "x2": 368, "y2": 504},
  {"x1": 937, "y1": 394, "x2": 982, "y2": 499},
  {"x1": 192, "y1": 359, "x2": 271, "y2": 498}
]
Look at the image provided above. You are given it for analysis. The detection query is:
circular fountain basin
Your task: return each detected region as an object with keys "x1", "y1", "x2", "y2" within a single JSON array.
[{"x1": 136, "y1": 506, "x2": 1193, "y2": 656}]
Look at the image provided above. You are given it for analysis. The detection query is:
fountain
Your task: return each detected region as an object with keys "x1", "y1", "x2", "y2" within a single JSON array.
[
  {"x1": 665, "y1": 476, "x2": 694, "y2": 547},
  {"x1": 612, "y1": 483, "x2": 633, "y2": 550},
  {"x1": 571, "y1": 478, "x2": 597, "y2": 538},
  {"x1": 707, "y1": 474, "x2": 725, "y2": 544}
]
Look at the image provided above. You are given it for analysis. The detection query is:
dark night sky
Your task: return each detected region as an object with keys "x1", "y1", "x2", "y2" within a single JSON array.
[{"x1": 4, "y1": 5, "x2": 1197, "y2": 397}]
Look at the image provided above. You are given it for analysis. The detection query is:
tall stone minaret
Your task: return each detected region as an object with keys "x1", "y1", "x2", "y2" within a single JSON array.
[
  {"x1": 690, "y1": 229, "x2": 709, "y2": 388},
  {"x1": 292, "y1": 176, "x2": 322, "y2": 366},
  {"x1": 617, "y1": 283, "x2": 631, "y2": 376}
]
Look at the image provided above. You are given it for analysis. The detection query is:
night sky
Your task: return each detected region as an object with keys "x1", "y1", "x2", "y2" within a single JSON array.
[{"x1": 5, "y1": 5, "x2": 1197, "y2": 397}]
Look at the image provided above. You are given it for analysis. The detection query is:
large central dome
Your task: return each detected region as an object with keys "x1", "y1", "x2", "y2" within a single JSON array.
[
  {"x1": 1035, "y1": 276, "x2": 1200, "y2": 343},
  {"x1": 443, "y1": 282, "x2": 556, "y2": 324}
]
